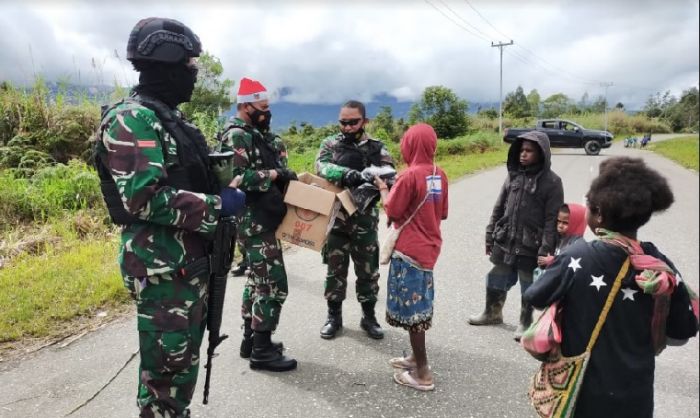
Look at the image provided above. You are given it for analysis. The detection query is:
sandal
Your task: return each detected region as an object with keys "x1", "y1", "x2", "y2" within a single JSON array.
[
  {"x1": 393, "y1": 370, "x2": 435, "y2": 392},
  {"x1": 388, "y1": 356, "x2": 416, "y2": 370}
]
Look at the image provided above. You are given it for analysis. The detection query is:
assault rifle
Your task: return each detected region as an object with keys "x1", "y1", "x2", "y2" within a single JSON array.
[{"x1": 202, "y1": 215, "x2": 238, "y2": 404}]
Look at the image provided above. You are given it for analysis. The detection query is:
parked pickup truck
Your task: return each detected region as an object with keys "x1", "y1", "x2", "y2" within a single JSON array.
[{"x1": 503, "y1": 119, "x2": 613, "y2": 155}]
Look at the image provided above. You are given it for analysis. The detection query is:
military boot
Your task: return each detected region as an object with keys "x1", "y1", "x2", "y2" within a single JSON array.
[
  {"x1": 240, "y1": 319, "x2": 283, "y2": 359},
  {"x1": 468, "y1": 288, "x2": 507, "y2": 325},
  {"x1": 360, "y1": 301, "x2": 384, "y2": 339},
  {"x1": 513, "y1": 298, "x2": 535, "y2": 342},
  {"x1": 249, "y1": 331, "x2": 297, "y2": 372},
  {"x1": 320, "y1": 301, "x2": 343, "y2": 339}
]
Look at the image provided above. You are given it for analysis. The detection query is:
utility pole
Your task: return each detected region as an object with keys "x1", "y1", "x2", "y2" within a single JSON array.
[
  {"x1": 600, "y1": 82, "x2": 613, "y2": 133},
  {"x1": 492, "y1": 40, "x2": 514, "y2": 137}
]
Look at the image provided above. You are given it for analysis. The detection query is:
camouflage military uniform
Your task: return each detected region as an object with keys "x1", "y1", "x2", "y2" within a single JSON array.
[
  {"x1": 96, "y1": 95, "x2": 221, "y2": 418},
  {"x1": 316, "y1": 133, "x2": 394, "y2": 303},
  {"x1": 219, "y1": 117, "x2": 290, "y2": 332}
]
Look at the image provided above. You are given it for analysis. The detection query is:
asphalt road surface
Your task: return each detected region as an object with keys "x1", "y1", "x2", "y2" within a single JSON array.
[{"x1": 1, "y1": 135, "x2": 697, "y2": 418}]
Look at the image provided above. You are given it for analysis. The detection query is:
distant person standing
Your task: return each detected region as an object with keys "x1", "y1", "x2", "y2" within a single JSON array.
[
  {"x1": 468, "y1": 131, "x2": 563, "y2": 341},
  {"x1": 315, "y1": 100, "x2": 395, "y2": 340},
  {"x1": 218, "y1": 77, "x2": 297, "y2": 372},
  {"x1": 95, "y1": 17, "x2": 245, "y2": 417}
]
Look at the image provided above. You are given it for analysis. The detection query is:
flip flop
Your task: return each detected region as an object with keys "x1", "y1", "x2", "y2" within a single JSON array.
[
  {"x1": 388, "y1": 356, "x2": 416, "y2": 370},
  {"x1": 393, "y1": 370, "x2": 435, "y2": 392}
]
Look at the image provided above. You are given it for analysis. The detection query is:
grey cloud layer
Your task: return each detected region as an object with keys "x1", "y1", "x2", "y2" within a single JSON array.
[{"x1": 0, "y1": 0, "x2": 697, "y2": 109}]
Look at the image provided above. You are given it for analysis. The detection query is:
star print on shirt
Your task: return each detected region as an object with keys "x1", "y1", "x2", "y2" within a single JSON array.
[
  {"x1": 621, "y1": 287, "x2": 638, "y2": 301},
  {"x1": 568, "y1": 257, "x2": 582, "y2": 272},
  {"x1": 590, "y1": 274, "x2": 607, "y2": 291}
]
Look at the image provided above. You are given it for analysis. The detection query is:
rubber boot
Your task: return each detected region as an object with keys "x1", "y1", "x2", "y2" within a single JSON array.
[
  {"x1": 468, "y1": 288, "x2": 507, "y2": 325},
  {"x1": 513, "y1": 298, "x2": 534, "y2": 342},
  {"x1": 360, "y1": 301, "x2": 384, "y2": 339},
  {"x1": 240, "y1": 319, "x2": 283, "y2": 359},
  {"x1": 320, "y1": 301, "x2": 343, "y2": 339},
  {"x1": 249, "y1": 331, "x2": 297, "y2": 372}
]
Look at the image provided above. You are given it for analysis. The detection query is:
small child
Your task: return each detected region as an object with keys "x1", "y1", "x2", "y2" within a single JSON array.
[
  {"x1": 537, "y1": 203, "x2": 587, "y2": 268},
  {"x1": 375, "y1": 123, "x2": 449, "y2": 392}
]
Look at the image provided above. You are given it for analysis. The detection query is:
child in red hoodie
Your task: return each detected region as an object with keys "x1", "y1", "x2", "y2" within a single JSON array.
[
  {"x1": 537, "y1": 203, "x2": 587, "y2": 268},
  {"x1": 375, "y1": 123, "x2": 449, "y2": 392}
]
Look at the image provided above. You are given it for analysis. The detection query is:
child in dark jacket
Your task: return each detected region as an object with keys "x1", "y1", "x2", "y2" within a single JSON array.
[
  {"x1": 524, "y1": 157, "x2": 699, "y2": 418},
  {"x1": 469, "y1": 131, "x2": 564, "y2": 342}
]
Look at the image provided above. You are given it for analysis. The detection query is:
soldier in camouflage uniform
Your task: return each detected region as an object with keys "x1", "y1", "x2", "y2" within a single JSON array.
[
  {"x1": 217, "y1": 77, "x2": 298, "y2": 372},
  {"x1": 94, "y1": 18, "x2": 245, "y2": 418},
  {"x1": 315, "y1": 100, "x2": 395, "y2": 340}
]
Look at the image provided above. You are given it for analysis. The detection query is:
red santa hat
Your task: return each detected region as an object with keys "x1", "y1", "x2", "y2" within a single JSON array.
[{"x1": 237, "y1": 77, "x2": 268, "y2": 103}]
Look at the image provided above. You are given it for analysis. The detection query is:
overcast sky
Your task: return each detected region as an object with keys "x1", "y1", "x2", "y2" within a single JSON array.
[{"x1": 0, "y1": 0, "x2": 698, "y2": 109}]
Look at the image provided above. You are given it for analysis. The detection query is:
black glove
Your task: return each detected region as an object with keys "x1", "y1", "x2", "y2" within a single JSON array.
[
  {"x1": 342, "y1": 169, "x2": 364, "y2": 187},
  {"x1": 275, "y1": 168, "x2": 298, "y2": 182}
]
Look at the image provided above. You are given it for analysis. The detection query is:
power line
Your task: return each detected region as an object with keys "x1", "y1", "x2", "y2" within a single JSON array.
[
  {"x1": 434, "y1": 0, "x2": 491, "y2": 42},
  {"x1": 460, "y1": 0, "x2": 605, "y2": 85},
  {"x1": 423, "y1": 0, "x2": 488, "y2": 42}
]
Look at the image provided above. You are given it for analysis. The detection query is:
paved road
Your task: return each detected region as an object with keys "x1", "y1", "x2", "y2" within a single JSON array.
[{"x1": 1, "y1": 136, "x2": 698, "y2": 418}]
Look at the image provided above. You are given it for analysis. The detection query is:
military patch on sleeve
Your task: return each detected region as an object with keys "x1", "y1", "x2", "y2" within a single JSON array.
[{"x1": 137, "y1": 140, "x2": 157, "y2": 148}]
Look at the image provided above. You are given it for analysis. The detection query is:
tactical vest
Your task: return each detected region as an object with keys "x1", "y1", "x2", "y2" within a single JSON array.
[
  {"x1": 94, "y1": 93, "x2": 218, "y2": 225},
  {"x1": 219, "y1": 123, "x2": 287, "y2": 231},
  {"x1": 331, "y1": 134, "x2": 384, "y2": 171}
]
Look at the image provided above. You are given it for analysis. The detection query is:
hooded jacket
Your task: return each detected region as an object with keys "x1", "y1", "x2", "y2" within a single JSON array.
[
  {"x1": 486, "y1": 131, "x2": 563, "y2": 270},
  {"x1": 384, "y1": 123, "x2": 449, "y2": 269},
  {"x1": 557, "y1": 202, "x2": 587, "y2": 253}
]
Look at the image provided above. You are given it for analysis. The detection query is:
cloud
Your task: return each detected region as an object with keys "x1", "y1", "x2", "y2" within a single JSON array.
[{"x1": 0, "y1": 0, "x2": 697, "y2": 109}]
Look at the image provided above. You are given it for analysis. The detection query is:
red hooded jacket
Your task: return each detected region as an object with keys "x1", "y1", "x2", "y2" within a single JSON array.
[{"x1": 384, "y1": 123, "x2": 449, "y2": 269}]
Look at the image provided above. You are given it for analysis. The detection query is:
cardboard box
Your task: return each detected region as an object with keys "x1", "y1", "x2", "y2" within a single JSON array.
[{"x1": 276, "y1": 173, "x2": 356, "y2": 251}]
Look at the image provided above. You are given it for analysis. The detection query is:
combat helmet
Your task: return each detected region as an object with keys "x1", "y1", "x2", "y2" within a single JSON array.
[{"x1": 127, "y1": 17, "x2": 201, "y2": 64}]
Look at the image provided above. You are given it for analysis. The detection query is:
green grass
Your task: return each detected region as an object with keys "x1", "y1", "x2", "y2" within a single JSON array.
[
  {"x1": 0, "y1": 227, "x2": 127, "y2": 343},
  {"x1": 436, "y1": 144, "x2": 508, "y2": 180},
  {"x1": 647, "y1": 135, "x2": 699, "y2": 171}
]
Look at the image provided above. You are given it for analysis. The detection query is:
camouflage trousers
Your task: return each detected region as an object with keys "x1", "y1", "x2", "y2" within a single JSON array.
[
  {"x1": 123, "y1": 257, "x2": 209, "y2": 418},
  {"x1": 322, "y1": 209, "x2": 380, "y2": 303},
  {"x1": 240, "y1": 230, "x2": 289, "y2": 332}
]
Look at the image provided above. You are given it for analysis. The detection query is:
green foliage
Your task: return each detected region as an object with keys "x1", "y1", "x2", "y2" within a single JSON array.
[
  {"x1": 647, "y1": 135, "x2": 699, "y2": 171},
  {"x1": 504, "y1": 85, "x2": 531, "y2": 118},
  {"x1": 0, "y1": 78, "x2": 100, "y2": 173},
  {"x1": 541, "y1": 93, "x2": 572, "y2": 118},
  {"x1": 180, "y1": 51, "x2": 234, "y2": 120},
  {"x1": 409, "y1": 86, "x2": 470, "y2": 139},
  {"x1": 527, "y1": 89, "x2": 541, "y2": 117},
  {"x1": 368, "y1": 105, "x2": 396, "y2": 141},
  {"x1": 0, "y1": 160, "x2": 103, "y2": 226}
]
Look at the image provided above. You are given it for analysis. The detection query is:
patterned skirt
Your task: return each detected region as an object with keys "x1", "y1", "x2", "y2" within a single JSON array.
[{"x1": 385, "y1": 256, "x2": 434, "y2": 333}]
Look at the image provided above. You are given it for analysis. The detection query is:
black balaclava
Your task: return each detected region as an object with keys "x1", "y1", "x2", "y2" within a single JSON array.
[
  {"x1": 135, "y1": 62, "x2": 197, "y2": 108},
  {"x1": 247, "y1": 105, "x2": 272, "y2": 133}
]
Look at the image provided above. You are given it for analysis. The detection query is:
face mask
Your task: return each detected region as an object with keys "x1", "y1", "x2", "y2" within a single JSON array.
[
  {"x1": 342, "y1": 128, "x2": 364, "y2": 142},
  {"x1": 247, "y1": 106, "x2": 272, "y2": 133}
]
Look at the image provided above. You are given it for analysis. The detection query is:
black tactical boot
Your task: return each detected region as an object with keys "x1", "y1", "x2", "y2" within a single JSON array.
[
  {"x1": 240, "y1": 319, "x2": 283, "y2": 359},
  {"x1": 320, "y1": 301, "x2": 343, "y2": 339},
  {"x1": 249, "y1": 331, "x2": 297, "y2": 372},
  {"x1": 360, "y1": 301, "x2": 384, "y2": 339},
  {"x1": 513, "y1": 298, "x2": 535, "y2": 342},
  {"x1": 231, "y1": 261, "x2": 247, "y2": 277},
  {"x1": 468, "y1": 288, "x2": 507, "y2": 325}
]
